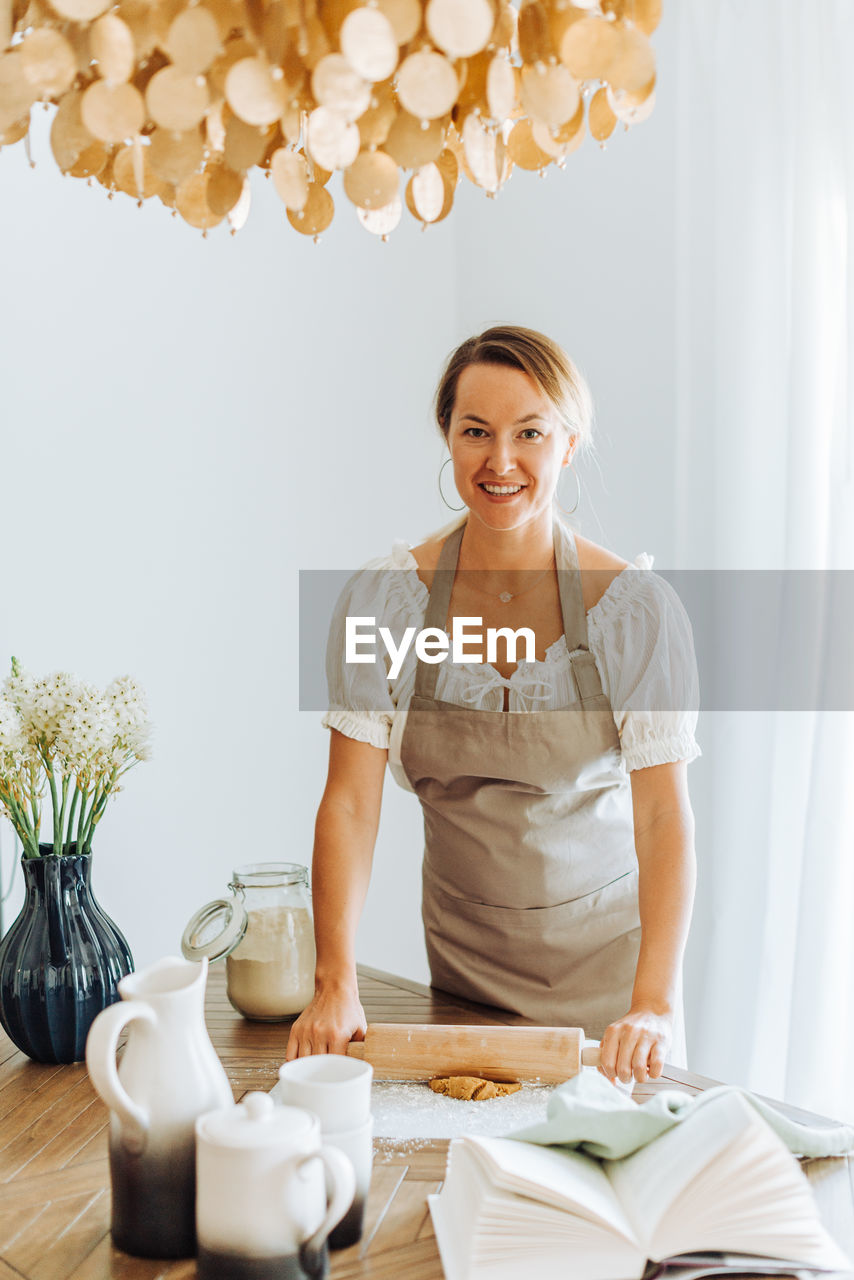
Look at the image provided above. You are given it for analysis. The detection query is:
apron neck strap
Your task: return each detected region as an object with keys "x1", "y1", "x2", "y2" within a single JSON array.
[
  {"x1": 413, "y1": 517, "x2": 590, "y2": 702},
  {"x1": 414, "y1": 522, "x2": 465, "y2": 700},
  {"x1": 554, "y1": 518, "x2": 590, "y2": 653}
]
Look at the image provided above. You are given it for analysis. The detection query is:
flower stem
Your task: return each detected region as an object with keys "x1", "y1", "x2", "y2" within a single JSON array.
[
  {"x1": 3, "y1": 794, "x2": 37, "y2": 857},
  {"x1": 56, "y1": 775, "x2": 70, "y2": 855},
  {"x1": 80, "y1": 767, "x2": 116, "y2": 854},
  {"x1": 76, "y1": 780, "x2": 88, "y2": 856},
  {"x1": 65, "y1": 783, "x2": 80, "y2": 854},
  {"x1": 45, "y1": 752, "x2": 60, "y2": 854}
]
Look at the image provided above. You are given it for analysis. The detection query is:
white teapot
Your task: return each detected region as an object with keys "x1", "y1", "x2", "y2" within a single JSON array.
[{"x1": 195, "y1": 1093, "x2": 355, "y2": 1280}]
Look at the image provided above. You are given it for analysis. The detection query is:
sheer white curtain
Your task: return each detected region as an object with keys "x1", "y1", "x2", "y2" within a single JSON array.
[{"x1": 675, "y1": 3, "x2": 854, "y2": 1120}]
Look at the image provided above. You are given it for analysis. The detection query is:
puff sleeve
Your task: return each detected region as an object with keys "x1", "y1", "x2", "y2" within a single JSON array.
[
  {"x1": 321, "y1": 556, "x2": 402, "y2": 750},
  {"x1": 588, "y1": 559, "x2": 702, "y2": 772}
]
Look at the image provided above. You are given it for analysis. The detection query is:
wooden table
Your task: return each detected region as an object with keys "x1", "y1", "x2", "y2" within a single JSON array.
[{"x1": 1, "y1": 966, "x2": 852, "y2": 1280}]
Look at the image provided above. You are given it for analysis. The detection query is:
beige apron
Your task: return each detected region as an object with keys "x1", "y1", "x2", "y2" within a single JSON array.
[{"x1": 400, "y1": 519, "x2": 647, "y2": 1042}]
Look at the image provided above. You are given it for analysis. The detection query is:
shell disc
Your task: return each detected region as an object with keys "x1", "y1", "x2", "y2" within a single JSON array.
[
  {"x1": 406, "y1": 148, "x2": 456, "y2": 223},
  {"x1": 493, "y1": 3, "x2": 517, "y2": 47},
  {"x1": 396, "y1": 49, "x2": 458, "y2": 121},
  {"x1": 48, "y1": 0, "x2": 111, "y2": 21},
  {"x1": 340, "y1": 7, "x2": 398, "y2": 83},
  {"x1": 223, "y1": 109, "x2": 274, "y2": 169},
  {"x1": 270, "y1": 145, "x2": 309, "y2": 210},
  {"x1": 164, "y1": 7, "x2": 222, "y2": 76},
  {"x1": 607, "y1": 80, "x2": 656, "y2": 124},
  {"x1": 306, "y1": 104, "x2": 360, "y2": 170},
  {"x1": 148, "y1": 125, "x2": 205, "y2": 182},
  {"x1": 520, "y1": 62, "x2": 579, "y2": 128},
  {"x1": 1, "y1": 116, "x2": 30, "y2": 146},
  {"x1": 376, "y1": 0, "x2": 421, "y2": 45},
  {"x1": 356, "y1": 81, "x2": 396, "y2": 147},
  {"x1": 20, "y1": 29, "x2": 77, "y2": 98},
  {"x1": 81, "y1": 80, "x2": 145, "y2": 144},
  {"x1": 113, "y1": 141, "x2": 169, "y2": 199},
  {"x1": 146, "y1": 67, "x2": 209, "y2": 132},
  {"x1": 462, "y1": 111, "x2": 504, "y2": 192},
  {"x1": 311, "y1": 53, "x2": 371, "y2": 122},
  {"x1": 588, "y1": 85, "x2": 616, "y2": 140},
  {"x1": 357, "y1": 195, "x2": 401, "y2": 236},
  {"x1": 486, "y1": 54, "x2": 516, "y2": 122},
  {"x1": 116, "y1": 0, "x2": 157, "y2": 60},
  {"x1": 68, "y1": 140, "x2": 108, "y2": 177},
  {"x1": 531, "y1": 113, "x2": 583, "y2": 158},
  {"x1": 601, "y1": 0, "x2": 661, "y2": 35},
  {"x1": 342, "y1": 148, "x2": 398, "y2": 209},
  {"x1": 506, "y1": 116, "x2": 552, "y2": 171},
  {"x1": 426, "y1": 0, "x2": 494, "y2": 59},
  {"x1": 176, "y1": 169, "x2": 225, "y2": 229},
  {"x1": 383, "y1": 108, "x2": 446, "y2": 168},
  {"x1": 287, "y1": 181, "x2": 334, "y2": 234},
  {"x1": 227, "y1": 176, "x2": 251, "y2": 231},
  {"x1": 50, "y1": 90, "x2": 91, "y2": 169},
  {"x1": 0, "y1": 53, "x2": 37, "y2": 132},
  {"x1": 517, "y1": 0, "x2": 554, "y2": 64},
  {"x1": 559, "y1": 15, "x2": 620, "y2": 81},
  {"x1": 606, "y1": 24, "x2": 655, "y2": 93},
  {"x1": 225, "y1": 56, "x2": 286, "y2": 127},
  {"x1": 90, "y1": 14, "x2": 136, "y2": 85},
  {"x1": 410, "y1": 160, "x2": 444, "y2": 221},
  {"x1": 206, "y1": 162, "x2": 244, "y2": 214}
]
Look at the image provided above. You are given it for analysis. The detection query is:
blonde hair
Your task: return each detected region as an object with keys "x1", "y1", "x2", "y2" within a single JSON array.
[{"x1": 434, "y1": 326, "x2": 594, "y2": 452}]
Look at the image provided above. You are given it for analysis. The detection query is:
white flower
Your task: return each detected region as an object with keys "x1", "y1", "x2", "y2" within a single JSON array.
[
  {"x1": 8, "y1": 670, "x2": 84, "y2": 750},
  {"x1": 0, "y1": 698, "x2": 24, "y2": 754},
  {"x1": 105, "y1": 676, "x2": 152, "y2": 761},
  {"x1": 54, "y1": 683, "x2": 113, "y2": 776}
]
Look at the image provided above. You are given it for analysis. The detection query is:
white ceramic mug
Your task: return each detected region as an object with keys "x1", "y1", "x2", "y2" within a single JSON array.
[
  {"x1": 195, "y1": 1093, "x2": 355, "y2": 1280},
  {"x1": 325, "y1": 1116, "x2": 374, "y2": 1250},
  {"x1": 276, "y1": 1054, "x2": 373, "y2": 1132}
]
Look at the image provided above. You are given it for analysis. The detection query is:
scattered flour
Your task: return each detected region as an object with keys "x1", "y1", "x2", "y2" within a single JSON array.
[{"x1": 369, "y1": 1079, "x2": 555, "y2": 1139}]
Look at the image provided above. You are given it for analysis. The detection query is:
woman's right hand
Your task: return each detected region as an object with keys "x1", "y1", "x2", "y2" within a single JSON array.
[{"x1": 285, "y1": 981, "x2": 367, "y2": 1059}]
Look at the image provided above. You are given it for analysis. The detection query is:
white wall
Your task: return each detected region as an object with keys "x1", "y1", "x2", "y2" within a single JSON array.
[{"x1": 1, "y1": 11, "x2": 718, "y2": 1054}]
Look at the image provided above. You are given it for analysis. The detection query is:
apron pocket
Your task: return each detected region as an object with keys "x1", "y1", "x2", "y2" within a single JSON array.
[
  {"x1": 423, "y1": 871, "x2": 641, "y2": 1033},
  {"x1": 428, "y1": 866, "x2": 639, "y2": 930}
]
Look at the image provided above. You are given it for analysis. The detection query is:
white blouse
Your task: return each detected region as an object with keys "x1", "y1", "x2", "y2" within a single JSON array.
[{"x1": 322, "y1": 539, "x2": 701, "y2": 792}]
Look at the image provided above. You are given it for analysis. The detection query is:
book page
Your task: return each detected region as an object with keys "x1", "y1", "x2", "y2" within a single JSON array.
[
  {"x1": 430, "y1": 1192, "x2": 644, "y2": 1280},
  {"x1": 648, "y1": 1125, "x2": 850, "y2": 1270},
  {"x1": 466, "y1": 1136, "x2": 639, "y2": 1243},
  {"x1": 605, "y1": 1094, "x2": 849, "y2": 1273},
  {"x1": 605, "y1": 1092, "x2": 756, "y2": 1246}
]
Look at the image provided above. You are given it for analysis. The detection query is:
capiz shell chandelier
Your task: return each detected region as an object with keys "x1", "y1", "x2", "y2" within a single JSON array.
[{"x1": 0, "y1": 0, "x2": 661, "y2": 238}]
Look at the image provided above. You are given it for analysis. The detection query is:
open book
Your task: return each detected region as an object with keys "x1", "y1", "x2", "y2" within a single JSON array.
[{"x1": 428, "y1": 1091, "x2": 850, "y2": 1280}]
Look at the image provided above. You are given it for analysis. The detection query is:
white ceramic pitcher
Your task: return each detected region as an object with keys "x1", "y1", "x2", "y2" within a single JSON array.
[
  {"x1": 85, "y1": 954, "x2": 232, "y2": 1259},
  {"x1": 196, "y1": 1093, "x2": 356, "y2": 1280}
]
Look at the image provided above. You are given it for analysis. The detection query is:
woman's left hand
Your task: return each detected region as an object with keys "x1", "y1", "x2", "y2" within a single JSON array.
[{"x1": 598, "y1": 1008, "x2": 672, "y2": 1084}]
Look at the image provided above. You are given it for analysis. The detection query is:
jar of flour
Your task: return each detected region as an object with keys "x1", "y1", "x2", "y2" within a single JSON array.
[{"x1": 181, "y1": 863, "x2": 316, "y2": 1021}]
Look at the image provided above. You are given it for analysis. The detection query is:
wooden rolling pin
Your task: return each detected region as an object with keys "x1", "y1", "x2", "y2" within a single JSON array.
[{"x1": 346, "y1": 1024, "x2": 600, "y2": 1084}]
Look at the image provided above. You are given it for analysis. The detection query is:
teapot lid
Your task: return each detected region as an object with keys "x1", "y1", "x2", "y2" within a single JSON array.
[
  {"x1": 197, "y1": 1092, "x2": 316, "y2": 1148},
  {"x1": 181, "y1": 895, "x2": 248, "y2": 963}
]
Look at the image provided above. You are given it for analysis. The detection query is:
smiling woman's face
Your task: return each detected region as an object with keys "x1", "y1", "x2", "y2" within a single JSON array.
[{"x1": 446, "y1": 363, "x2": 574, "y2": 533}]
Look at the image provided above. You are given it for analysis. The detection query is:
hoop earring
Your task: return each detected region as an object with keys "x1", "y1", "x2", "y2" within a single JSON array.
[
  {"x1": 438, "y1": 457, "x2": 465, "y2": 511},
  {"x1": 554, "y1": 466, "x2": 581, "y2": 517}
]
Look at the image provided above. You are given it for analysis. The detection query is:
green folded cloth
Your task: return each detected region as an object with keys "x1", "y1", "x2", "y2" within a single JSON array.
[{"x1": 507, "y1": 1070, "x2": 854, "y2": 1159}]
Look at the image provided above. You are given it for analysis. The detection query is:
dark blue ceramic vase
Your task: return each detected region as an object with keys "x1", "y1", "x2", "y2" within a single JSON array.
[{"x1": 0, "y1": 846, "x2": 134, "y2": 1063}]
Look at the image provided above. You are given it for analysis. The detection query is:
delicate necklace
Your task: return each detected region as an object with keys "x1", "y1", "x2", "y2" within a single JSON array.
[{"x1": 461, "y1": 554, "x2": 556, "y2": 604}]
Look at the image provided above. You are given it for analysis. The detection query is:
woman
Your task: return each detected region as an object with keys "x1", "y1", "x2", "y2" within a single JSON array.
[{"x1": 287, "y1": 327, "x2": 699, "y2": 1084}]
